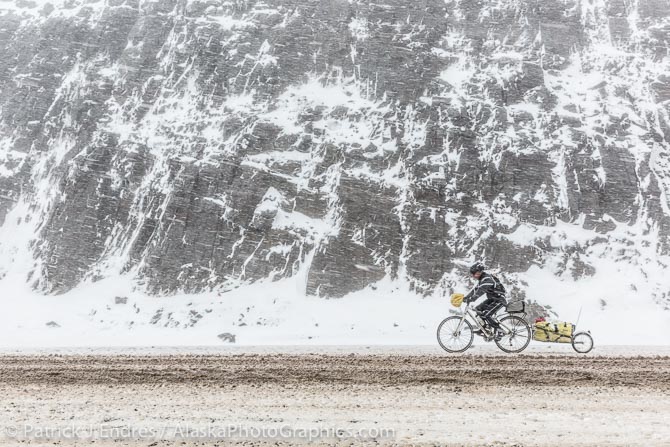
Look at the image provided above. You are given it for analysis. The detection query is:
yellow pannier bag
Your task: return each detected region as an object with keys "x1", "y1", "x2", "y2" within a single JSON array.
[
  {"x1": 550, "y1": 332, "x2": 571, "y2": 343},
  {"x1": 533, "y1": 321, "x2": 553, "y2": 341},
  {"x1": 535, "y1": 321, "x2": 551, "y2": 330},
  {"x1": 533, "y1": 328, "x2": 549, "y2": 341},
  {"x1": 533, "y1": 321, "x2": 572, "y2": 343},
  {"x1": 556, "y1": 322, "x2": 574, "y2": 337},
  {"x1": 450, "y1": 293, "x2": 464, "y2": 307}
]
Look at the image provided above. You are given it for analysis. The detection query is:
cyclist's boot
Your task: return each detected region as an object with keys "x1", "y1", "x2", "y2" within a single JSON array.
[
  {"x1": 484, "y1": 314, "x2": 504, "y2": 341},
  {"x1": 477, "y1": 325, "x2": 495, "y2": 340},
  {"x1": 474, "y1": 313, "x2": 487, "y2": 330}
]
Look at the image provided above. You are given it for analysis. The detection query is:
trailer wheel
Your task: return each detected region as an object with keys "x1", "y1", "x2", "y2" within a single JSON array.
[{"x1": 572, "y1": 331, "x2": 594, "y2": 354}]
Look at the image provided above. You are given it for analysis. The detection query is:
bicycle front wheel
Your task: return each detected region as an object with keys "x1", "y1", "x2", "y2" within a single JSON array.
[
  {"x1": 437, "y1": 316, "x2": 474, "y2": 353},
  {"x1": 495, "y1": 315, "x2": 531, "y2": 353}
]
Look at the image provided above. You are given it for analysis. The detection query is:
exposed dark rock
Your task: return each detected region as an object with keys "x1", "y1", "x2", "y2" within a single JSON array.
[
  {"x1": 524, "y1": 302, "x2": 552, "y2": 325},
  {"x1": 217, "y1": 332, "x2": 236, "y2": 343},
  {"x1": 0, "y1": 0, "x2": 667, "y2": 307}
]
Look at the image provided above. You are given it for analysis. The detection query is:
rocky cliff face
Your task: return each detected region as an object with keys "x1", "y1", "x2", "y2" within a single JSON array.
[{"x1": 0, "y1": 0, "x2": 669, "y2": 308}]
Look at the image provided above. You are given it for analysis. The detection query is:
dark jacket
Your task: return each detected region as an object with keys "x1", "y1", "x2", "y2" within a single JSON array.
[{"x1": 464, "y1": 272, "x2": 507, "y2": 303}]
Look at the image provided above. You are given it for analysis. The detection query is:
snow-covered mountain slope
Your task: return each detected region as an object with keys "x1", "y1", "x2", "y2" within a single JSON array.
[{"x1": 0, "y1": 0, "x2": 669, "y2": 345}]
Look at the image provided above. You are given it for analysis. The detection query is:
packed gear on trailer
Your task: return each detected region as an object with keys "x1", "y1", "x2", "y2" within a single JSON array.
[{"x1": 532, "y1": 318, "x2": 574, "y2": 343}]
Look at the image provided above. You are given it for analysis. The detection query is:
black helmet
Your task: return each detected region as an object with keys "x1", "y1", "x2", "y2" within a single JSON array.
[{"x1": 469, "y1": 262, "x2": 485, "y2": 275}]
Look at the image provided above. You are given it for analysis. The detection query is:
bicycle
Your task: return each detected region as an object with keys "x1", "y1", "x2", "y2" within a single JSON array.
[{"x1": 437, "y1": 299, "x2": 532, "y2": 354}]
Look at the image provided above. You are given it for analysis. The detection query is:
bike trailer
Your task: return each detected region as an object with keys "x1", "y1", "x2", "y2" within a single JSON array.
[{"x1": 532, "y1": 318, "x2": 573, "y2": 343}]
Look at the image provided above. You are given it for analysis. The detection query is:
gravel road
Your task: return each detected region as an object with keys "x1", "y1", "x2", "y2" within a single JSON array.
[{"x1": 1, "y1": 351, "x2": 668, "y2": 446}]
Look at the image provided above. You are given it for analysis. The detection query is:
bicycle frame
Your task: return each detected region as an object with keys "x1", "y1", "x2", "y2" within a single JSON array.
[{"x1": 454, "y1": 302, "x2": 513, "y2": 336}]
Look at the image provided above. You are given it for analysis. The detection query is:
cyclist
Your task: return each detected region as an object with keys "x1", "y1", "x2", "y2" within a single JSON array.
[{"x1": 464, "y1": 262, "x2": 507, "y2": 340}]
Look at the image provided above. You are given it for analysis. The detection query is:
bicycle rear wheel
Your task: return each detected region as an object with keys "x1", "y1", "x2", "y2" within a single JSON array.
[
  {"x1": 437, "y1": 316, "x2": 474, "y2": 353},
  {"x1": 494, "y1": 315, "x2": 531, "y2": 353}
]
